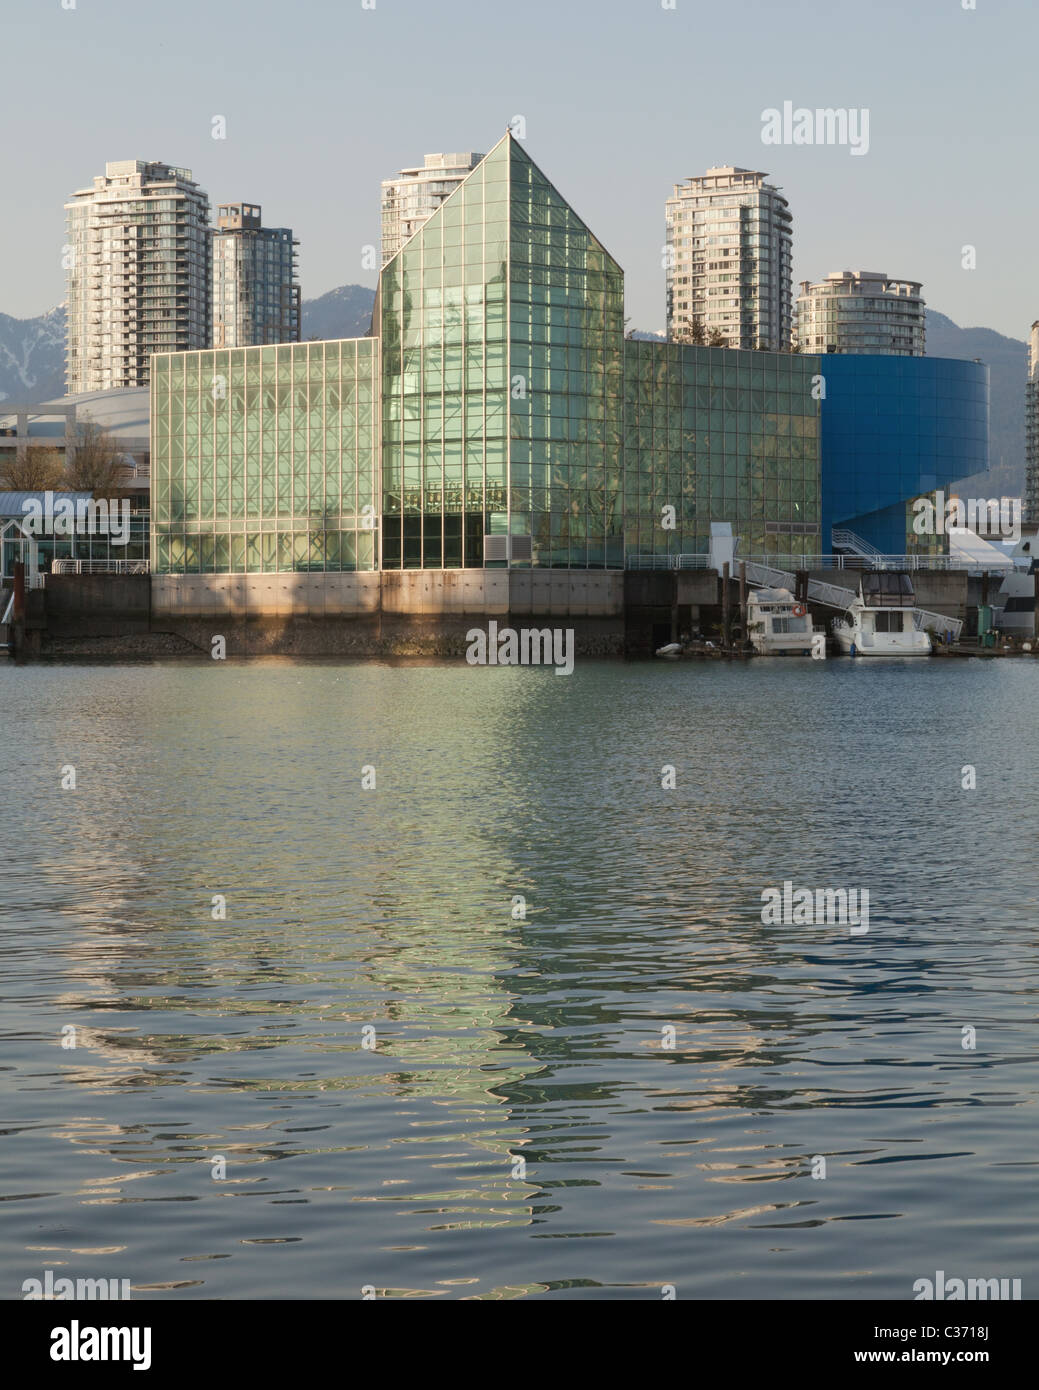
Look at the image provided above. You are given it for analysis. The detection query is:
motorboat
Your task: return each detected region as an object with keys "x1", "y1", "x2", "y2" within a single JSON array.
[
  {"x1": 832, "y1": 572, "x2": 932, "y2": 656},
  {"x1": 745, "y1": 586, "x2": 818, "y2": 655},
  {"x1": 992, "y1": 532, "x2": 1037, "y2": 636}
]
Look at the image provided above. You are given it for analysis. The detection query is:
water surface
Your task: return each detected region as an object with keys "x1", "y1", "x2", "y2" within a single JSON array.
[{"x1": 2, "y1": 657, "x2": 1037, "y2": 1300}]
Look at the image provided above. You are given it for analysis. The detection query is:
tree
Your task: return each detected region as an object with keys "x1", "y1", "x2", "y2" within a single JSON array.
[
  {"x1": 672, "y1": 316, "x2": 728, "y2": 349},
  {"x1": 63, "y1": 424, "x2": 130, "y2": 497},
  {"x1": 672, "y1": 316, "x2": 706, "y2": 346},
  {"x1": 0, "y1": 444, "x2": 65, "y2": 490}
]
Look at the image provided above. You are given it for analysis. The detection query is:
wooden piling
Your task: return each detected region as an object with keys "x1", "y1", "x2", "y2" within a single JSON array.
[{"x1": 12, "y1": 560, "x2": 25, "y2": 657}]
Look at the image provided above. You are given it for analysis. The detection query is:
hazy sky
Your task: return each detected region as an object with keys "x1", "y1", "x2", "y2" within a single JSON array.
[{"x1": 4, "y1": 0, "x2": 1036, "y2": 338}]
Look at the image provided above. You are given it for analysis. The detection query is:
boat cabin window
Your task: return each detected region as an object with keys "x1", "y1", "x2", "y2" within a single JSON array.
[
  {"x1": 874, "y1": 611, "x2": 905, "y2": 633},
  {"x1": 862, "y1": 572, "x2": 915, "y2": 607},
  {"x1": 771, "y1": 616, "x2": 809, "y2": 633}
]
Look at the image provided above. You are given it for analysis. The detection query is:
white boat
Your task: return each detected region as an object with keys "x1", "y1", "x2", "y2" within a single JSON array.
[
  {"x1": 745, "y1": 586, "x2": 818, "y2": 655},
  {"x1": 992, "y1": 532, "x2": 1037, "y2": 636},
  {"x1": 832, "y1": 572, "x2": 932, "y2": 656}
]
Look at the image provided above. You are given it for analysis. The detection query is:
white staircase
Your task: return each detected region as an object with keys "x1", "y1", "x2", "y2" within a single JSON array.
[
  {"x1": 832, "y1": 527, "x2": 883, "y2": 560},
  {"x1": 743, "y1": 561, "x2": 858, "y2": 612}
]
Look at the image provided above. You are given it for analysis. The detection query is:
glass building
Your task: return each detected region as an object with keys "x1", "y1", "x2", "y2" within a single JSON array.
[
  {"x1": 377, "y1": 136, "x2": 626, "y2": 570},
  {"x1": 380, "y1": 152, "x2": 485, "y2": 267},
  {"x1": 151, "y1": 134, "x2": 985, "y2": 576},
  {"x1": 0, "y1": 492, "x2": 149, "y2": 581},
  {"x1": 151, "y1": 338, "x2": 377, "y2": 574},
  {"x1": 624, "y1": 340, "x2": 820, "y2": 560},
  {"x1": 820, "y1": 355, "x2": 989, "y2": 553}
]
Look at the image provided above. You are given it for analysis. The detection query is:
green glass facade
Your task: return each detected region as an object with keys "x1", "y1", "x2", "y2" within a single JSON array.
[
  {"x1": 624, "y1": 340, "x2": 820, "y2": 560},
  {"x1": 378, "y1": 139, "x2": 510, "y2": 569},
  {"x1": 508, "y1": 141, "x2": 625, "y2": 569},
  {"x1": 151, "y1": 338, "x2": 378, "y2": 573},
  {"x1": 378, "y1": 137, "x2": 625, "y2": 569},
  {"x1": 150, "y1": 134, "x2": 821, "y2": 574}
]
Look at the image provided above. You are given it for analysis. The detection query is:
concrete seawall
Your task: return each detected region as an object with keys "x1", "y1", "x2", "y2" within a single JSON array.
[
  {"x1": 44, "y1": 574, "x2": 151, "y2": 637},
  {"x1": 150, "y1": 570, "x2": 625, "y2": 620},
  {"x1": 29, "y1": 566, "x2": 974, "y2": 658},
  {"x1": 98, "y1": 571, "x2": 628, "y2": 657}
]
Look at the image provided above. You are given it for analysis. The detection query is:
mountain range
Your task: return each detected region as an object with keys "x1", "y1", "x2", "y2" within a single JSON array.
[
  {"x1": 2, "y1": 291, "x2": 1026, "y2": 497},
  {"x1": 924, "y1": 310, "x2": 1026, "y2": 500},
  {"x1": 300, "y1": 284, "x2": 376, "y2": 341},
  {"x1": 0, "y1": 306, "x2": 66, "y2": 408}
]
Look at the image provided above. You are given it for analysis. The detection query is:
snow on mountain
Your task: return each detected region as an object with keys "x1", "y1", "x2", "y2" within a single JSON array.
[{"x1": 0, "y1": 305, "x2": 65, "y2": 405}]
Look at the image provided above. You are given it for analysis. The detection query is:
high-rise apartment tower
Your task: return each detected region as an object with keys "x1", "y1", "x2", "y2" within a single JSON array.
[
  {"x1": 65, "y1": 160, "x2": 211, "y2": 392},
  {"x1": 1026, "y1": 321, "x2": 1039, "y2": 524},
  {"x1": 212, "y1": 203, "x2": 300, "y2": 348},
  {"x1": 380, "y1": 152, "x2": 484, "y2": 265},
  {"x1": 665, "y1": 166, "x2": 792, "y2": 351},
  {"x1": 795, "y1": 271, "x2": 925, "y2": 356}
]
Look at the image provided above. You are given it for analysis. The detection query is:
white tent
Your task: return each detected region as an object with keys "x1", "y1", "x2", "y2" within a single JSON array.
[{"x1": 947, "y1": 527, "x2": 1016, "y2": 572}]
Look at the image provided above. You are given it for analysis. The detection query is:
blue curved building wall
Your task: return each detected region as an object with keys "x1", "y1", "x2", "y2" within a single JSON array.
[{"x1": 820, "y1": 355, "x2": 989, "y2": 553}]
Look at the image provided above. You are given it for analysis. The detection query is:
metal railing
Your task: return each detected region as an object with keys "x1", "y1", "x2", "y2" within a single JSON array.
[
  {"x1": 736, "y1": 554, "x2": 844, "y2": 571},
  {"x1": 914, "y1": 610, "x2": 965, "y2": 640},
  {"x1": 625, "y1": 551, "x2": 1001, "y2": 573},
  {"x1": 50, "y1": 559, "x2": 150, "y2": 575},
  {"x1": 626, "y1": 553, "x2": 711, "y2": 570},
  {"x1": 866, "y1": 554, "x2": 1013, "y2": 574},
  {"x1": 738, "y1": 553, "x2": 1013, "y2": 574}
]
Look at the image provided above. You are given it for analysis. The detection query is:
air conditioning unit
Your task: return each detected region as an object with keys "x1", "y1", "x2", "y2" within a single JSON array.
[{"x1": 482, "y1": 535, "x2": 532, "y2": 563}]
